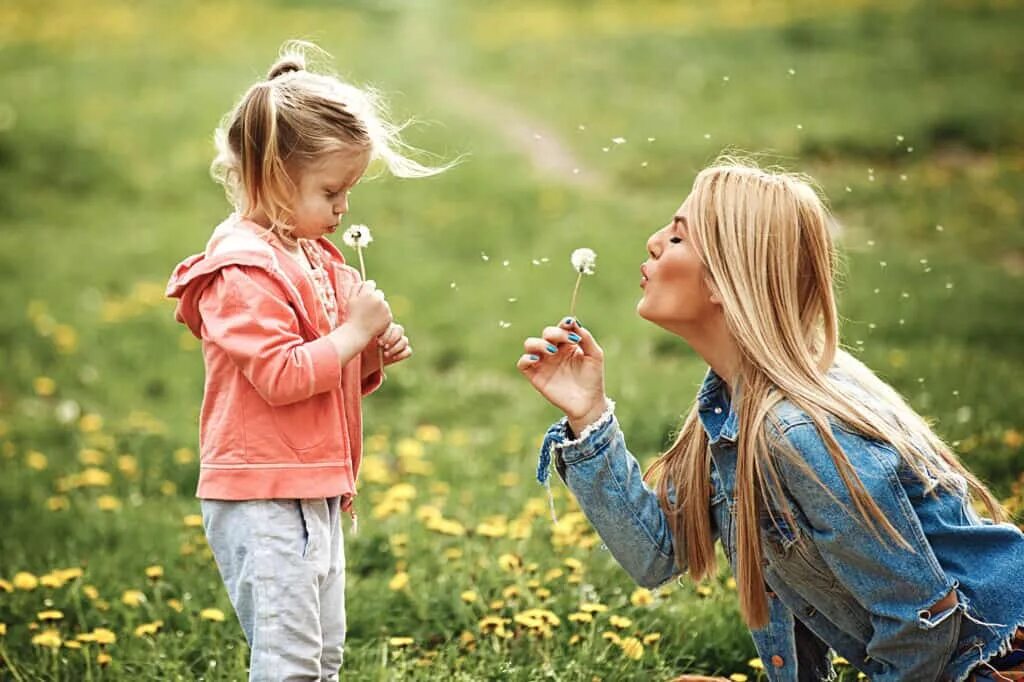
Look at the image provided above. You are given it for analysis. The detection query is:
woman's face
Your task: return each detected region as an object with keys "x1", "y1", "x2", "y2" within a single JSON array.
[{"x1": 637, "y1": 195, "x2": 721, "y2": 331}]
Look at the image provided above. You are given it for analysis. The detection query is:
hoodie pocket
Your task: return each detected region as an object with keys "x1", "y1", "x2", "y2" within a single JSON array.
[{"x1": 271, "y1": 391, "x2": 333, "y2": 451}]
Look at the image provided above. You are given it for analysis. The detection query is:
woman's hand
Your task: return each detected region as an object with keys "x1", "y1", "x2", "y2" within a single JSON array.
[{"x1": 517, "y1": 318, "x2": 608, "y2": 434}]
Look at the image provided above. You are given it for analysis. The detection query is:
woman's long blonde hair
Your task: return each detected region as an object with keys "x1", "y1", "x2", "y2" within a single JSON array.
[
  {"x1": 211, "y1": 40, "x2": 452, "y2": 242},
  {"x1": 646, "y1": 156, "x2": 1004, "y2": 629}
]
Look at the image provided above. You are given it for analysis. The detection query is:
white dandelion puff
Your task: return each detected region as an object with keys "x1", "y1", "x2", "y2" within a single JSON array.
[{"x1": 569, "y1": 248, "x2": 597, "y2": 317}]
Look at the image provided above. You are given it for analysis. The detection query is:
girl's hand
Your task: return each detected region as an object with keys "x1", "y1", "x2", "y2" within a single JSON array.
[
  {"x1": 517, "y1": 318, "x2": 608, "y2": 433},
  {"x1": 377, "y1": 322, "x2": 412, "y2": 366},
  {"x1": 347, "y1": 279, "x2": 392, "y2": 343}
]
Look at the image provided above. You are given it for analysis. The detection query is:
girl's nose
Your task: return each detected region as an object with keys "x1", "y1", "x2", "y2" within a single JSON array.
[{"x1": 646, "y1": 229, "x2": 663, "y2": 259}]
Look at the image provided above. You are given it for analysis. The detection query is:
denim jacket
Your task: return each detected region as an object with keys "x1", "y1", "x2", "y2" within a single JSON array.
[{"x1": 539, "y1": 369, "x2": 1024, "y2": 681}]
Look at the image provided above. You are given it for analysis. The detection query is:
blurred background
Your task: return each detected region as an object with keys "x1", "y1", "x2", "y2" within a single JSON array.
[{"x1": 1, "y1": 0, "x2": 1022, "y2": 679}]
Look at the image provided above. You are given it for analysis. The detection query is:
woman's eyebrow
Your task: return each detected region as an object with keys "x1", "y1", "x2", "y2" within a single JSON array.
[{"x1": 673, "y1": 215, "x2": 687, "y2": 228}]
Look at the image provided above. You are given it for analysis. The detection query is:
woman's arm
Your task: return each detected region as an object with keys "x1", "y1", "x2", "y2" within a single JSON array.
[{"x1": 544, "y1": 405, "x2": 684, "y2": 588}]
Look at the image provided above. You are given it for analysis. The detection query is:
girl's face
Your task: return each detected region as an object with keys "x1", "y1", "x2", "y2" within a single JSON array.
[
  {"x1": 637, "y1": 196, "x2": 721, "y2": 330},
  {"x1": 290, "y1": 148, "x2": 371, "y2": 241}
]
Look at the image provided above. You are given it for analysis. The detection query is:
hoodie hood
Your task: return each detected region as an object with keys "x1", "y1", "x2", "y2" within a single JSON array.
[{"x1": 166, "y1": 215, "x2": 351, "y2": 338}]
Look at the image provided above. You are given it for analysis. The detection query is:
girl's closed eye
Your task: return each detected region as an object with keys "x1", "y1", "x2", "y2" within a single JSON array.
[{"x1": 669, "y1": 236, "x2": 683, "y2": 244}]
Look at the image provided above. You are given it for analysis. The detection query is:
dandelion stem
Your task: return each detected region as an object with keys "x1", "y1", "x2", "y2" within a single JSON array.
[
  {"x1": 569, "y1": 272, "x2": 583, "y2": 317},
  {"x1": 0, "y1": 646, "x2": 26, "y2": 682},
  {"x1": 357, "y1": 246, "x2": 386, "y2": 379}
]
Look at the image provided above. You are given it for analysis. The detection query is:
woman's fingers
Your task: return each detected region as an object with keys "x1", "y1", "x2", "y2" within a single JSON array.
[
  {"x1": 523, "y1": 336, "x2": 561, "y2": 358},
  {"x1": 559, "y1": 317, "x2": 602, "y2": 359},
  {"x1": 516, "y1": 353, "x2": 541, "y2": 372}
]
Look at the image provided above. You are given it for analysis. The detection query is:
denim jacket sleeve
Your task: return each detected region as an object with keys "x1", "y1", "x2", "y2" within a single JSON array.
[
  {"x1": 539, "y1": 407, "x2": 683, "y2": 588},
  {"x1": 773, "y1": 420, "x2": 960, "y2": 679}
]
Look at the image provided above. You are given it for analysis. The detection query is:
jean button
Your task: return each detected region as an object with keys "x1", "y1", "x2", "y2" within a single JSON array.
[{"x1": 771, "y1": 655, "x2": 785, "y2": 668}]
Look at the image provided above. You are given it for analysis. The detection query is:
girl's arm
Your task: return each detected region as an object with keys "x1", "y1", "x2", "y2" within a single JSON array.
[
  {"x1": 200, "y1": 266, "x2": 385, "y2": 406},
  {"x1": 773, "y1": 420, "x2": 961, "y2": 680},
  {"x1": 544, "y1": 403, "x2": 684, "y2": 588}
]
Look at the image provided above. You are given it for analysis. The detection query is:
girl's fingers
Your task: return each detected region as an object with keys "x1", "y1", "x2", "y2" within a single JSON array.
[
  {"x1": 386, "y1": 346, "x2": 412, "y2": 365},
  {"x1": 558, "y1": 318, "x2": 602, "y2": 359},
  {"x1": 385, "y1": 336, "x2": 409, "y2": 358}
]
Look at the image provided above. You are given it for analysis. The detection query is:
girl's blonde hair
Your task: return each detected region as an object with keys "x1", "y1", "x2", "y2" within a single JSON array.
[
  {"x1": 645, "y1": 155, "x2": 1004, "y2": 629},
  {"x1": 211, "y1": 40, "x2": 450, "y2": 241}
]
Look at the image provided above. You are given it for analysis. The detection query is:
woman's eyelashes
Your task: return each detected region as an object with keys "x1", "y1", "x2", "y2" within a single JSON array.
[{"x1": 669, "y1": 236, "x2": 683, "y2": 244}]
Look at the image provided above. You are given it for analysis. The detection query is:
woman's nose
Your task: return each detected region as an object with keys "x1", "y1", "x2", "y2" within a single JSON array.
[{"x1": 646, "y1": 229, "x2": 663, "y2": 258}]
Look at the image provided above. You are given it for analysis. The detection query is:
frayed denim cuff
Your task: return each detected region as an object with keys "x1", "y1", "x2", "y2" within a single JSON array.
[{"x1": 536, "y1": 399, "x2": 616, "y2": 487}]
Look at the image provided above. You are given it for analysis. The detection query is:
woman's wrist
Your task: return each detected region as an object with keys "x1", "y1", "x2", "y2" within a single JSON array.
[{"x1": 568, "y1": 397, "x2": 611, "y2": 437}]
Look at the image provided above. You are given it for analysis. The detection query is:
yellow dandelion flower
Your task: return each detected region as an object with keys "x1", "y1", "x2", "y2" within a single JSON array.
[
  {"x1": 388, "y1": 572, "x2": 409, "y2": 591},
  {"x1": 83, "y1": 585, "x2": 100, "y2": 600},
  {"x1": 832, "y1": 656, "x2": 850, "y2": 666},
  {"x1": 610, "y1": 615, "x2": 633, "y2": 629},
  {"x1": 730, "y1": 674, "x2": 749, "y2": 682},
  {"x1": 80, "y1": 468, "x2": 112, "y2": 486},
  {"x1": 46, "y1": 496, "x2": 70, "y2": 511},
  {"x1": 34, "y1": 376, "x2": 57, "y2": 396},
  {"x1": 568, "y1": 612, "x2": 593, "y2": 624},
  {"x1": 183, "y1": 514, "x2": 203, "y2": 528},
  {"x1": 696, "y1": 584, "x2": 713, "y2": 597},
  {"x1": 160, "y1": 481, "x2": 177, "y2": 496},
  {"x1": 620, "y1": 636, "x2": 644, "y2": 660},
  {"x1": 563, "y1": 558, "x2": 583, "y2": 571},
  {"x1": 489, "y1": 600, "x2": 505, "y2": 610},
  {"x1": 580, "y1": 602, "x2": 608, "y2": 614},
  {"x1": 79, "y1": 414, "x2": 103, "y2": 433},
  {"x1": 167, "y1": 598, "x2": 184, "y2": 612},
  {"x1": 1004, "y1": 429, "x2": 1023, "y2": 449},
  {"x1": 173, "y1": 447, "x2": 195, "y2": 464},
  {"x1": 389, "y1": 636, "x2": 414, "y2": 648},
  {"x1": 498, "y1": 554, "x2": 522, "y2": 572},
  {"x1": 475, "y1": 519, "x2": 508, "y2": 538},
  {"x1": 97, "y1": 495, "x2": 121, "y2": 512},
  {"x1": 502, "y1": 585, "x2": 520, "y2": 599},
  {"x1": 54, "y1": 324, "x2": 78, "y2": 354},
  {"x1": 37, "y1": 610, "x2": 63, "y2": 622},
  {"x1": 748, "y1": 657, "x2": 765, "y2": 670},
  {"x1": 39, "y1": 573, "x2": 65, "y2": 589},
  {"x1": 544, "y1": 568, "x2": 563, "y2": 582},
  {"x1": 478, "y1": 616, "x2": 511, "y2": 637},
  {"x1": 630, "y1": 588, "x2": 654, "y2": 606},
  {"x1": 63, "y1": 640, "x2": 81, "y2": 649},
  {"x1": 726, "y1": 577, "x2": 737, "y2": 590},
  {"x1": 535, "y1": 587, "x2": 552, "y2": 600},
  {"x1": 460, "y1": 590, "x2": 478, "y2": 604},
  {"x1": 415, "y1": 424, "x2": 442, "y2": 443},
  {"x1": 32, "y1": 629, "x2": 62, "y2": 648},
  {"x1": 96, "y1": 652, "x2": 112, "y2": 666},
  {"x1": 145, "y1": 565, "x2": 164, "y2": 580},
  {"x1": 134, "y1": 620, "x2": 163, "y2": 637},
  {"x1": 396, "y1": 438, "x2": 424, "y2": 459},
  {"x1": 26, "y1": 451, "x2": 48, "y2": 470},
  {"x1": 57, "y1": 567, "x2": 83, "y2": 581},
  {"x1": 0, "y1": 579, "x2": 12, "y2": 593},
  {"x1": 117, "y1": 455, "x2": 139, "y2": 477},
  {"x1": 601, "y1": 631, "x2": 621, "y2": 643},
  {"x1": 643, "y1": 632, "x2": 662, "y2": 645},
  {"x1": 569, "y1": 634, "x2": 582, "y2": 645},
  {"x1": 91, "y1": 628, "x2": 117, "y2": 645},
  {"x1": 200, "y1": 608, "x2": 225, "y2": 622},
  {"x1": 78, "y1": 448, "x2": 105, "y2": 465},
  {"x1": 13, "y1": 572, "x2": 38, "y2": 590},
  {"x1": 122, "y1": 590, "x2": 145, "y2": 607},
  {"x1": 444, "y1": 548, "x2": 463, "y2": 560}
]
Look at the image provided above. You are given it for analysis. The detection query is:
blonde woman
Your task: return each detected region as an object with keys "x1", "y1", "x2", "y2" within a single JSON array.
[{"x1": 517, "y1": 159, "x2": 1024, "y2": 681}]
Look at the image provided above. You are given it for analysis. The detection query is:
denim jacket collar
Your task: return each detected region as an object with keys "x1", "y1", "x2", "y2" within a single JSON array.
[{"x1": 697, "y1": 368, "x2": 739, "y2": 445}]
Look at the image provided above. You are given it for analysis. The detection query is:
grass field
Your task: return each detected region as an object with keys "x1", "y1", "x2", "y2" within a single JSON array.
[{"x1": 1, "y1": 0, "x2": 1023, "y2": 679}]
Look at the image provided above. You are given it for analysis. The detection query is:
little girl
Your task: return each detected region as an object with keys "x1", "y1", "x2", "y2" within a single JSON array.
[
  {"x1": 166, "y1": 41, "x2": 445, "y2": 680},
  {"x1": 518, "y1": 158, "x2": 1024, "y2": 681}
]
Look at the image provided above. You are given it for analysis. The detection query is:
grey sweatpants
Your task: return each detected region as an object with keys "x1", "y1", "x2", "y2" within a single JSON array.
[{"x1": 201, "y1": 497, "x2": 346, "y2": 681}]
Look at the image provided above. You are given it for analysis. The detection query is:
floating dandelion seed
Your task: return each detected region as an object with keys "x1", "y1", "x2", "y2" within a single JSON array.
[
  {"x1": 569, "y1": 248, "x2": 597, "y2": 318},
  {"x1": 578, "y1": 124, "x2": 586, "y2": 131},
  {"x1": 612, "y1": 137, "x2": 626, "y2": 144},
  {"x1": 341, "y1": 224, "x2": 385, "y2": 377},
  {"x1": 647, "y1": 137, "x2": 656, "y2": 142},
  {"x1": 481, "y1": 252, "x2": 489, "y2": 261},
  {"x1": 703, "y1": 133, "x2": 711, "y2": 139},
  {"x1": 788, "y1": 68, "x2": 796, "y2": 76},
  {"x1": 602, "y1": 147, "x2": 610, "y2": 152}
]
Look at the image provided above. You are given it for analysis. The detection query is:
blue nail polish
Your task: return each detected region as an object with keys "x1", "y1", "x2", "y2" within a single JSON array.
[
  {"x1": 568, "y1": 333, "x2": 581, "y2": 343},
  {"x1": 527, "y1": 354, "x2": 540, "y2": 361},
  {"x1": 546, "y1": 344, "x2": 557, "y2": 353},
  {"x1": 564, "y1": 317, "x2": 574, "y2": 325}
]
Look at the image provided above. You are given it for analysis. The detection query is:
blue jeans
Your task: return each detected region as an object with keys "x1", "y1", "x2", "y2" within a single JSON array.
[{"x1": 201, "y1": 497, "x2": 346, "y2": 681}]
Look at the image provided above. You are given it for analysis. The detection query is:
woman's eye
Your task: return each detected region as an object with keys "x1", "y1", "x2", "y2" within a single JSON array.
[{"x1": 669, "y1": 236, "x2": 683, "y2": 244}]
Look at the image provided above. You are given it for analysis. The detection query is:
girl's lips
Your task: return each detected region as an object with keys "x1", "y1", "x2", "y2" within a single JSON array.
[{"x1": 640, "y1": 264, "x2": 650, "y2": 288}]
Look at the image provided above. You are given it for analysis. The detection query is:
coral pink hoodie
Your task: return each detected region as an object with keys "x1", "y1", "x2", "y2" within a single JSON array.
[{"x1": 166, "y1": 215, "x2": 382, "y2": 504}]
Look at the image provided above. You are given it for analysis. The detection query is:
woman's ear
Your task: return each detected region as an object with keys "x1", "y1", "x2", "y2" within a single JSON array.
[{"x1": 703, "y1": 274, "x2": 723, "y2": 306}]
